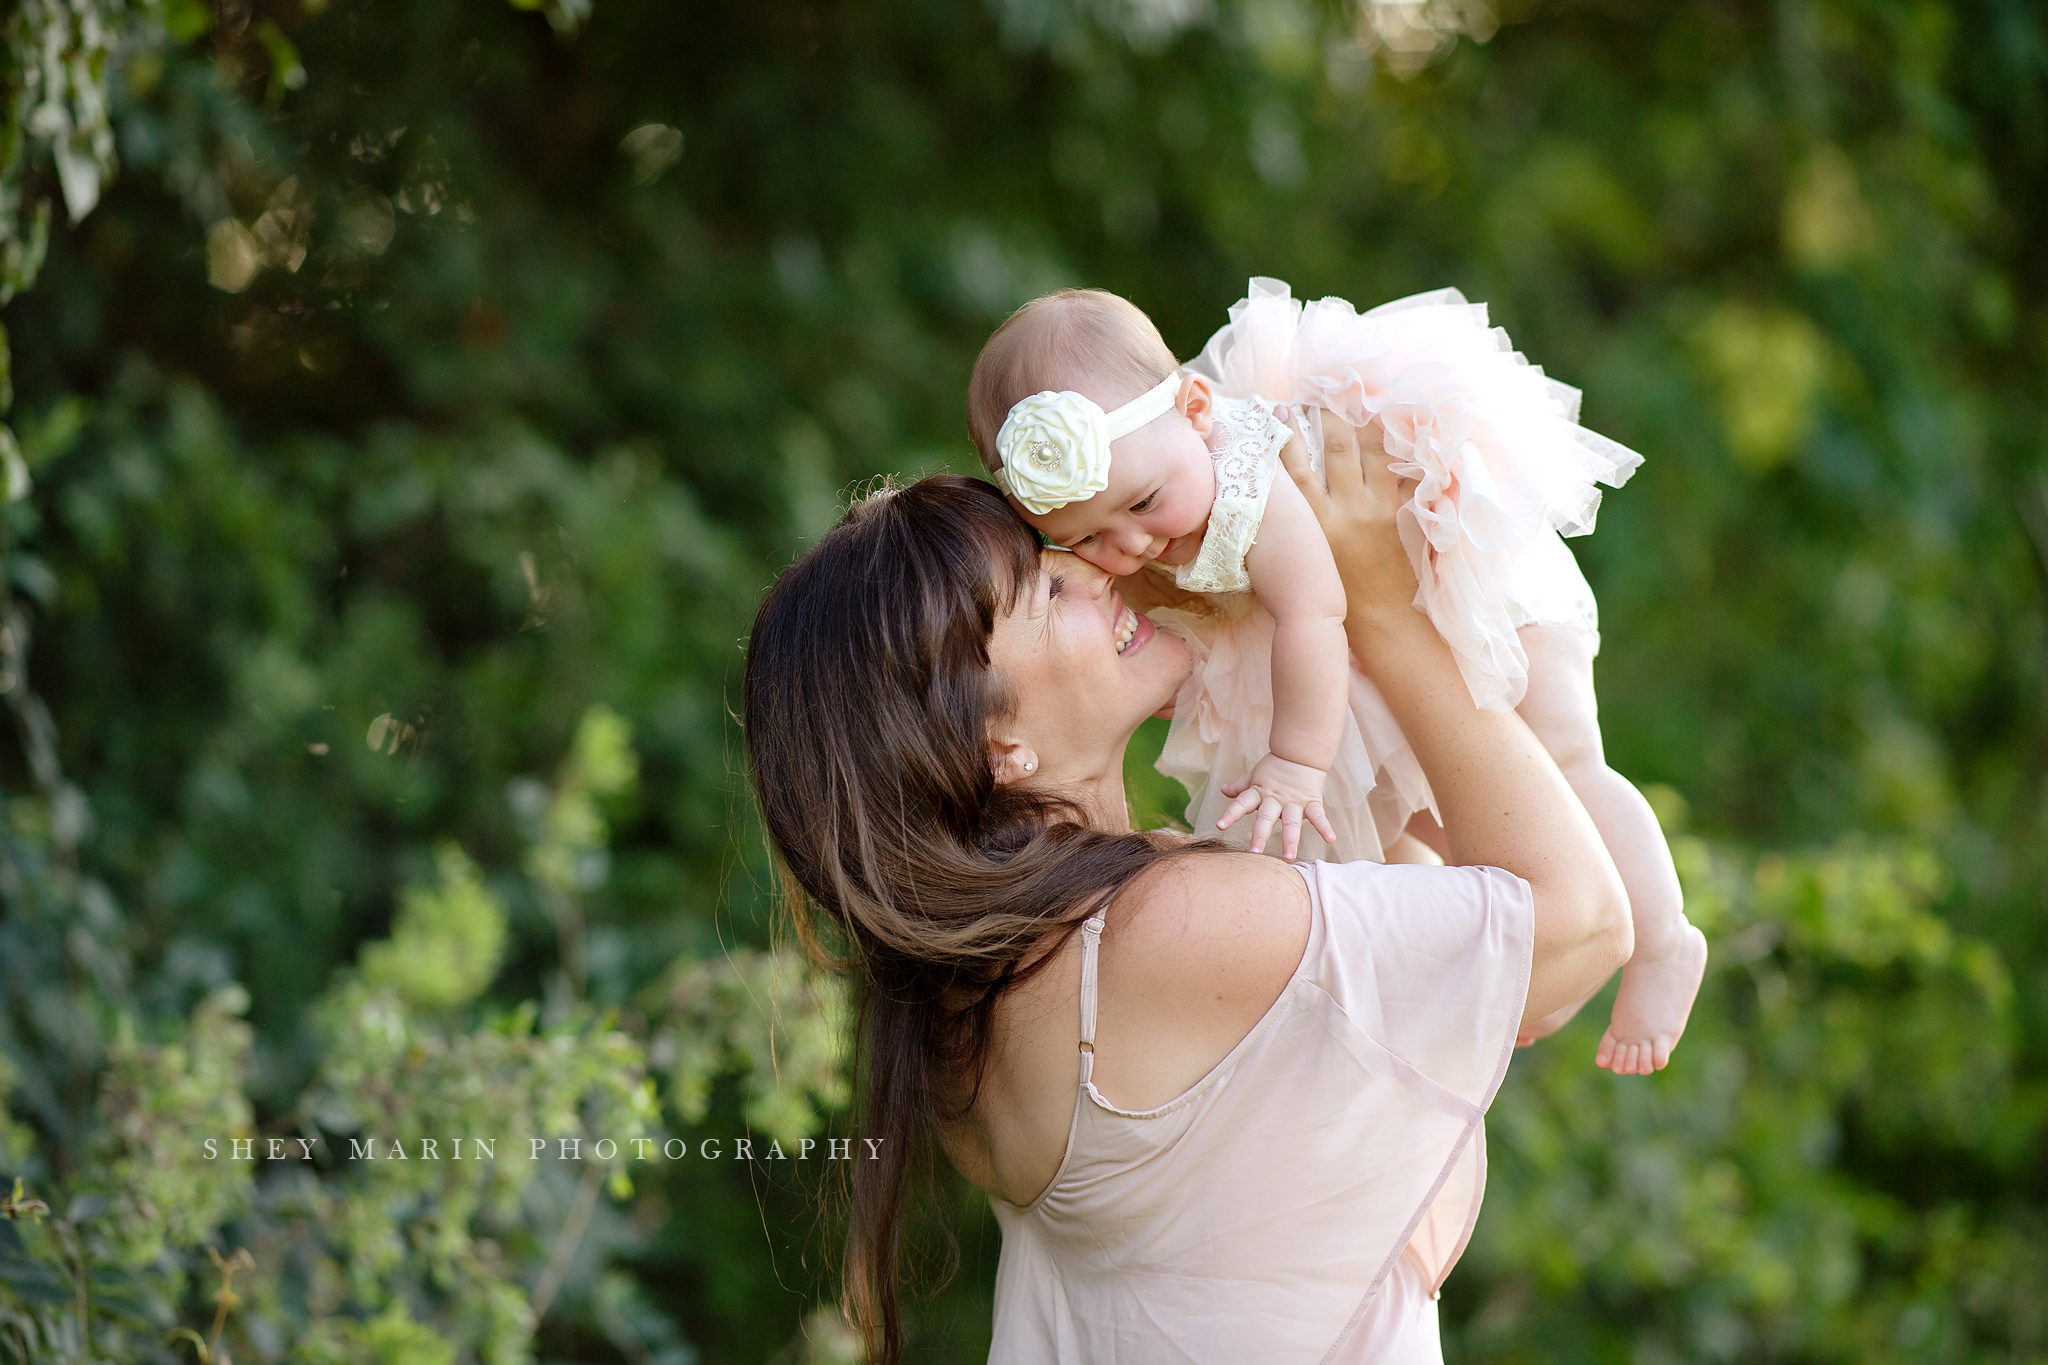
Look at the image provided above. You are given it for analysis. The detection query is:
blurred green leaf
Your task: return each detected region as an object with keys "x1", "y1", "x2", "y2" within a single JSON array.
[
  {"x1": 359, "y1": 842, "x2": 508, "y2": 1011},
  {"x1": 1, "y1": 0, "x2": 2044, "y2": 1360}
]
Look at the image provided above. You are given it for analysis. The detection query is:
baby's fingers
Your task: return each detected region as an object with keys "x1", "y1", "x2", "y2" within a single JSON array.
[
  {"x1": 1216, "y1": 785, "x2": 1262, "y2": 833},
  {"x1": 1247, "y1": 794, "x2": 1283, "y2": 855},
  {"x1": 1306, "y1": 801, "x2": 1337, "y2": 849},
  {"x1": 1279, "y1": 802, "x2": 1307, "y2": 862}
]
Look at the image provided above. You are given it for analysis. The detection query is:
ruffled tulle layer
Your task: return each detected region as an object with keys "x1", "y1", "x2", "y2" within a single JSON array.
[
  {"x1": 1151, "y1": 601, "x2": 1436, "y2": 863},
  {"x1": 1187, "y1": 277, "x2": 1637, "y2": 713},
  {"x1": 1154, "y1": 278, "x2": 1631, "y2": 859}
]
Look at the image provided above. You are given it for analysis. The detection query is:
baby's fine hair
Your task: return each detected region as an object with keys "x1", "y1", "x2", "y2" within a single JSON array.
[{"x1": 967, "y1": 289, "x2": 1180, "y2": 474}]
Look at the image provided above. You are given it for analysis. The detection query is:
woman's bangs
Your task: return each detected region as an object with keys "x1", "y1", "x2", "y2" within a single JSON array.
[{"x1": 963, "y1": 484, "x2": 1043, "y2": 617}]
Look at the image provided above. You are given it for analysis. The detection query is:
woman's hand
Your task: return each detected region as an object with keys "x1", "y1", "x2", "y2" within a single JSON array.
[{"x1": 1277, "y1": 416, "x2": 1417, "y2": 624}]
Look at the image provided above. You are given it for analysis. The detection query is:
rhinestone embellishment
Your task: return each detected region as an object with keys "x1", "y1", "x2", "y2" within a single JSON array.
[{"x1": 1028, "y1": 440, "x2": 1062, "y2": 471}]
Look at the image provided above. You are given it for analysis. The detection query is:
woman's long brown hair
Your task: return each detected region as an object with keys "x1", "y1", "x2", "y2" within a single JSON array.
[{"x1": 742, "y1": 475, "x2": 1199, "y2": 1363}]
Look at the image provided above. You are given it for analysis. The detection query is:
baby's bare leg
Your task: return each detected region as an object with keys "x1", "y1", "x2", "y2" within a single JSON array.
[{"x1": 1516, "y1": 623, "x2": 1707, "y2": 1074}]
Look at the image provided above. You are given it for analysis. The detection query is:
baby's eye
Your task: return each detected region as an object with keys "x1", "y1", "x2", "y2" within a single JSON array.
[
  {"x1": 1130, "y1": 495, "x2": 1156, "y2": 513},
  {"x1": 1071, "y1": 533, "x2": 1097, "y2": 547}
]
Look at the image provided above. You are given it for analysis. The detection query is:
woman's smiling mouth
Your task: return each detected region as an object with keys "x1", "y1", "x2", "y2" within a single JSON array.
[{"x1": 1115, "y1": 603, "x2": 1154, "y2": 656}]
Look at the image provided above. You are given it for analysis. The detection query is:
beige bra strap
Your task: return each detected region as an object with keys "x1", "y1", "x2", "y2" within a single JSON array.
[{"x1": 1077, "y1": 905, "x2": 1107, "y2": 1081}]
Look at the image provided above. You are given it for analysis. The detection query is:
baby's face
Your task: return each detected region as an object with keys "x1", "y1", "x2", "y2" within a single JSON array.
[{"x1": 1019, "y1": 386, "x2": 1218, "y2": 578}]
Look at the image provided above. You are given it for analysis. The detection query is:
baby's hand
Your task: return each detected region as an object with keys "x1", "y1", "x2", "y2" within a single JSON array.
[{"x1": 1217, "y1": 754, "x2": 1337, "y2": 860}]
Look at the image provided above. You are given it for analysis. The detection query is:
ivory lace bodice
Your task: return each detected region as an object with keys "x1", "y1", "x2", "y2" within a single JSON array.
[{"x1": 1172, "y1": 394, "x2": 1293, "y2": 596}]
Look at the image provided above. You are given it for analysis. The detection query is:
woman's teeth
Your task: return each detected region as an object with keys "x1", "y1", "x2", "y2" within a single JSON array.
[{"x1": 1115, "y1": 606, "x2": 1138, "y2": 654}]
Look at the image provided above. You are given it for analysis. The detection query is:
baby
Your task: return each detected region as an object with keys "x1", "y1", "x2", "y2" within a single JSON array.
[{"x1": 966, "y1": 280, "x2": 1707, "y2": 1074}]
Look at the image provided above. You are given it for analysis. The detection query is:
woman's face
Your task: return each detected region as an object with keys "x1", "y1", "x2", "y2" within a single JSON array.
[{"x1": 985, "y1": 549, "x2": 1190, "y2": 789}]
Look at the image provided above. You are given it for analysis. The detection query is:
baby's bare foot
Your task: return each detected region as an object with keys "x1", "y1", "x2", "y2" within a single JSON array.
[{"x1": 1595, "y1": 923, "x2": 1708, "y2": 1075}]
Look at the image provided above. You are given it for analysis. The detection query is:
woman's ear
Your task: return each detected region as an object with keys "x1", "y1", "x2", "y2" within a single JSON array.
[
  {"x1": 988, "y1": 739, "x2": 1041, "y2": 785},
  {"x1": 1178, "y1": 375, "x2": 1216, "y2": 438}
]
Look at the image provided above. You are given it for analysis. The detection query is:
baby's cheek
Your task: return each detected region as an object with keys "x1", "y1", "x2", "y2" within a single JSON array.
[
  {"x1": 1160, "y1": 486, "x2": 1213, "y2": 539},
  {"x1": 1070, "y1": 543, "x2": 1131, "y2": 575}
]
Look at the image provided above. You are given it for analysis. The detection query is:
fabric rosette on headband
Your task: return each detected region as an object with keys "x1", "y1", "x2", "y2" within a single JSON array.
[{"x1": 994, "y1": 374, "x2": 1183, "y2": 515}]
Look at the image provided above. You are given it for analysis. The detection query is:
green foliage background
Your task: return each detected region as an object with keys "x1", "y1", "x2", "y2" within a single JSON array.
[{"x1": 1, "y1": 0, "x2": 2044, "y2": 1362}]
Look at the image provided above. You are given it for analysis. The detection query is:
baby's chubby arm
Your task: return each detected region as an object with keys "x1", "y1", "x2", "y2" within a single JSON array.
[
  {"x1": 1248, "y1": 472, "x2": 1348, "y2": 770},
  {"x1": 1216, "y1": 466, "x2": 1350, "y2": 858}
]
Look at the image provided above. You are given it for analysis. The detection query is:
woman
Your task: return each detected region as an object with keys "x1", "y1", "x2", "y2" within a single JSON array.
[{"x1": 743, "y1": 417, "x2": 1631, "y2": 1363}]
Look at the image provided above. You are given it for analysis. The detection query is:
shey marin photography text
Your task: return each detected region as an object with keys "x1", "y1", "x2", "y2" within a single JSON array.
[{"x1": 201, "y1": 1135, "x2": 885, "y2": 1162}]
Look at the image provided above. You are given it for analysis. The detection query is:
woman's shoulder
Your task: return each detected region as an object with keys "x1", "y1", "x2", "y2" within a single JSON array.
[
  {"x1": 1109, "y1": 854, "x2": 1533, "y2": 998},
  {"x1": 1114, "y1": 848, "x2": 1307, "y2": 921},
  {"x1": 1084, "y1": 851, "x2": 1312, "y2": 1112},
  {"x1": 1116, "y1": 848, "x2": 1524, "y2": 918},
  {"x1": 1104, "y1": 852, "x2": 1312, "y2": 1000}
]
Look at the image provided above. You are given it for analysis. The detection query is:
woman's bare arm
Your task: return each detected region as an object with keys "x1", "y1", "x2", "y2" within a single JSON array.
[{"x1": 1281, "y1": 420, "x2": 1631, "y2": 1023}]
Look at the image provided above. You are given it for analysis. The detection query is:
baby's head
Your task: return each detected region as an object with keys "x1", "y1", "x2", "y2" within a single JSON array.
[{"x1": 968, "y1": 289, "x2": 1217, "y2": 577}]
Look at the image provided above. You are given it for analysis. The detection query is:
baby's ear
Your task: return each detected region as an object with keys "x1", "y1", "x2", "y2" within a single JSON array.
[{"x1": 1178, "y1": 375, "x2": 1215, "y2": 437}]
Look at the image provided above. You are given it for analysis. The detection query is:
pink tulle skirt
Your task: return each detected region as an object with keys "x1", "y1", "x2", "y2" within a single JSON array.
[{"x1": 1155, "y1": 279, "x2": 1635, "y2": 860}]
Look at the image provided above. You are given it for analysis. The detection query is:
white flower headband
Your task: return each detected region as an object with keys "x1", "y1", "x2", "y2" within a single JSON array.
[{"x1": 994, "y1": 373, "x2": 1183, "y2": 515}]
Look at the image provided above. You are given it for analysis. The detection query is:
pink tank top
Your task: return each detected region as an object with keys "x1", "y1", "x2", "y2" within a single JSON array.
[{"x1": 988, "y1": 859, "x2": 1534, "y2": 1363}]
